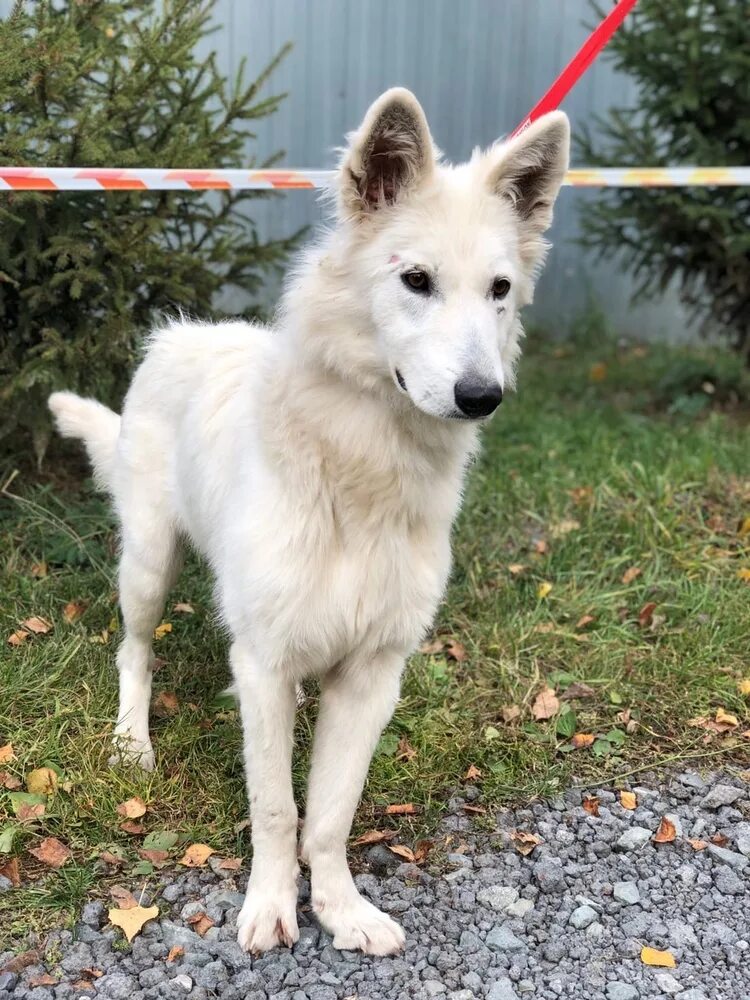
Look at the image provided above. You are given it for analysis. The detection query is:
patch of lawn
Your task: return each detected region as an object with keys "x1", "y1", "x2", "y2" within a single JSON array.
[{"x1": 2, "y1": 335, "x2": 749, "y2": 943}]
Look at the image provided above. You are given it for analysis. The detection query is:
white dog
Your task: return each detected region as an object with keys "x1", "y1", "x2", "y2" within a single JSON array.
[{"x1": 49, "y1": 89, "x2": 569, "y2": 957}]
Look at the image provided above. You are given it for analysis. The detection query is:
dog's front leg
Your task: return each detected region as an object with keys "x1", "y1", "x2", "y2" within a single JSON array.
[
  {"x1": 301, "y1": 651, "x2": 406, "y2": 956},
  {"x1": 231, "y1": 640, "x2": 300, "y2": 954}
]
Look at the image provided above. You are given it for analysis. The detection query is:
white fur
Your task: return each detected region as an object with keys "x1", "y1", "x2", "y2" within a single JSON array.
[{"x1": 48, "y1": 89, "x2": 568, "y2": 956}]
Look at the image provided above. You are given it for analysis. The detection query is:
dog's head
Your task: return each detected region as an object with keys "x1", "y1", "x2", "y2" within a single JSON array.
[{"x1": 333, "y1": 88, "x2": 569, "y2": 422}]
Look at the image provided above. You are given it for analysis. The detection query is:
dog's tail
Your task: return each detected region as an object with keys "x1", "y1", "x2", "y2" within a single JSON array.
[{"x1": 48, "y1": 391, "x2": 121, "y2": 491}]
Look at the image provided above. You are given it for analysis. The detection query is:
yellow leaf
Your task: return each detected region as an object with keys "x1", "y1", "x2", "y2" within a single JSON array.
[
  {"x1": 571, "y1": 733, "x2": 595, "y2": 749},
  {"x1": 108, "y1": 904, "x2": 159, "y2": 942},
  {"x1": 153, "y1": 622, "x2": 172, "y2": 640},
  {"x1": 737, "y1": 568, "x2": 750, "y2": 582},
  {"x1": 30, "y1": 561, "x2": 48, "y2": 578},
  {"x1": 179, "y1": 843, "x2": 214, "y2": 867},
  {"x1": 621, "y1": 566, "x2": 642, "y2": 585},
  {"x1": 739, "y1": 678, "x2": 750, "y2": 697},
  {"x1": 641, "y1": 947, "x2": 676, "y2": 968},
  {"x1": 589, "y1": 362, "x2": 607, "y2": 383},
  {"x1": 0, "y1": 744, "x2": 15, "y2": 764},
  {"x1": 537, "y1": 581, "x2": 553, "y2": 600},
  {"x1": 739, "y1": 516, "x2": 750, "y2": 537},
  {"x1": 7, "y1": 629, "x2": 29, "y2": 647},
  {"x1": 63, "y1": 601, "x2": 87, "y2": 624},
  {"x1": 508, "y1": 563, "x2": 527, "y2": 575},
  {"x1": 26, "y1": 768, "x2": 58, "y2": 796},
  {"x1": 619, "y1": 790, "x2": 637, "y2": 810}
]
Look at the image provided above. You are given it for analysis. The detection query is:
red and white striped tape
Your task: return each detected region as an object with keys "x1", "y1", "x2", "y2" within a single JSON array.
[{"x1": 0, "y1": 166, "x2": 747, "y2": 191}]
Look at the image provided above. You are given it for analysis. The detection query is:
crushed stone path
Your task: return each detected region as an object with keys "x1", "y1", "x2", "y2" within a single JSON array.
[{"x1": 1, "y1": 770, "x2": 749, "y2": 1000}]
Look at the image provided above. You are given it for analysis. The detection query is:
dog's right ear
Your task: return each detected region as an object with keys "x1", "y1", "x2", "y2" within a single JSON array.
[{"x1": 339, "y1": 88, "x2": 435, "y2": 220}]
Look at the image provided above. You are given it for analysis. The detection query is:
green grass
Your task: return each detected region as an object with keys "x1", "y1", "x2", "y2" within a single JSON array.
[{"x1": 2, "y1": 333, "x2": 750, "y2": 944}]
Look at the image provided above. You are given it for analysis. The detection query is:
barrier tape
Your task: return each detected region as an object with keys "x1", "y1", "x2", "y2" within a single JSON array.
[{"x1": 0, "y1": 166, "x2": 748, "y2": 191}]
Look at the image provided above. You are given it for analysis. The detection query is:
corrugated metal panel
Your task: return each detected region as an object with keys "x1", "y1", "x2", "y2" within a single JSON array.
[{"x1": 0, "y1": 0, "x2": 690, "y2": 338}]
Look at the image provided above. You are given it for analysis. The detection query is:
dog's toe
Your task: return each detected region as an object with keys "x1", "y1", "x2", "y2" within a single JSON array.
[
  {"x1": 109, "y1": 736, "x2": 155, "y2": 772},
  {"x1": 315, "y1": 893, "x2": 405, "y2": 956},
  {"x1": 237, "y1": 890, "x2": 299, "y2": 955}
]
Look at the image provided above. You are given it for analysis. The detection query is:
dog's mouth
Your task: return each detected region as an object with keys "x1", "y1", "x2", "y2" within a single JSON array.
[{"x1": 394, "y1": 368, "x2": 408, "y2": 393}]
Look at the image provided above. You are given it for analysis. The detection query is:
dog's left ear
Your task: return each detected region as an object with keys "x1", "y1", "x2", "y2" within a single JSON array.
[
  {"x1": 339, "y1": 88, "x2": 436, "y2": 219},
  {"x1": 488, "y1": 112, "x2": 570, "y2": 235}
]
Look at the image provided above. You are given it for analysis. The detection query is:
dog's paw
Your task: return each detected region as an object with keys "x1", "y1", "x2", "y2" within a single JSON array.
[
  {"x1": 237, "y1": 887, "x2": 299, "y2": 955},
  {"x1": 108, "y1": 735, "x2": 155, "y2": 772},
  {"x1": 314, "y1": 892, "x2": 405, "y2": 956}
]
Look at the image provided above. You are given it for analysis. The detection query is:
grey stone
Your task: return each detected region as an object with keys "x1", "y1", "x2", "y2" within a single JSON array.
[
  {"x1": 613, "y1": 881, "x2": 641, "y2": 905},
  {"x1": 170, "y1": 974, "x2": 193, "y2": 991},
  {"x1": 486, "y1": 926, "x2": 525, "y2": 953},
  {"x1": 569, "y1": 905, "x2": 598, "y2": 929},
  {"x1": 654, "y1": 972, "x2": 683, "y2": 994},
  {"x1": 606, "y1": 984, "x2": 639, "y2": 1000},
  {"x1": 714, "y1": 865, "x2": 745, "y2": 895},
  {"x1": 423, "y1": 982, "x2": 447, "y2": 996},
  {"x1": 0, "y1": 974, "x2": 18, "y2": 992},
  {"x1": 0, "y1": 877, "x2": 12, "y2": 894},
  {"x1": 487, "y1": 978, "x2": 519, "y2": 1000},
  {"x1": 476, "y1": 886, "x2": 518, "y2": 911},
  {"x1": 447, "y1": 854, "x2": 473, "y2": 868},
  {"x1": 532, "y1": 857, "x2": 566, "y2": 893},
  {"x1": 679, "y1": 992, "x2": 708, "y2": 1000},
  {"x1": 736, "y1": 822, "x2": 750, "y2": 857},
  {"x1": 615, "y1": 827, "x2": 653, "y2": 851},
  {"x1": 506, "y1": 898, "x2": 534, "y2": 918},
  {"x1": 707, "y1": 844, "x2": 748, "y2": 871},
  {"x1": 701, "y1": 784, "x2": 743, "y2": 809},
  {"x1": 94, "y1": 973, "x2": 136, "y2": 999}
]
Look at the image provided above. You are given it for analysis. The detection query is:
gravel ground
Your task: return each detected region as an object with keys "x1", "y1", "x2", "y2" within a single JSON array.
[{"x1": 1, "y1": 770, "x2": 749, "y2": 1000}]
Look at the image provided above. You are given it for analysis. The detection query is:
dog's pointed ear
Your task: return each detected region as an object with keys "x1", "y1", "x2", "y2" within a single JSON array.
[
  {"x1": 488, "y1": 112, "x2": 570, "y2": 234},
  {"x1": 339, "y1": 88, "x2": 436, "y2": 219}
]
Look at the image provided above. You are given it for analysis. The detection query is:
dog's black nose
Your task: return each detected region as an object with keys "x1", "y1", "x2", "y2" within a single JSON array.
[{"x1": 454, "y1": 378, "x2": 503, "y2": 418}]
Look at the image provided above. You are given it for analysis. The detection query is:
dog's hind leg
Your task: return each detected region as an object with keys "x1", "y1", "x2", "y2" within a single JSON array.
[
  {"x1": 301, "y1": 651, "x2": 406, "y2": 956},
  {"x1": 110, "y1": 522, "x2": 182, "y2": 772},
  {"x1": 232, "y1": 640, "x2": 300, "y2": 954}
]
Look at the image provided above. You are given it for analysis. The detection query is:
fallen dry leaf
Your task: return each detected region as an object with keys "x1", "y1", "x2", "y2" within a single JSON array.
[
  {"x1": 173, "y1": 602, "x2": 195, "y2": 614},
  {"x1": 571, "y1": 733, "x2": 595, "y2": 749},
  {"x1": 119, "y1": 821, "x2": 146, "y2": 835},
  {"x1": 653, "y1": 817, "x2": 677, "y2": 844},
  {"x1": 26, "y1": 767, "x2": 58, "y2": 796},
  {"x1": 99, "y1": 851, "x2": 125, "y2": 866},
  {"x1": 575, "y1": 614, "x2": 595, "y2": 630},
  {"x1": 353, "y1": 829, "x2": 397, "y2": 847},
  {"x1": 179, "y1": 843, "x2": 214, "y2": 867},
  {"x1": 582, "y1": 795, "x2": 600, "y2": 817},
  {"x1": 153, "y1": 691, "x2": 179, "y2": 715},
  {"x1": 419, "y1": 638, "x2": 445, "y2": 655},
  {"x1": 139, "y1": 848, "x2": 169, "y2": 864},
  {"x1": 218, "y1": 857, "x2": 242, "y2": 871},
  {"x1": 551, "y1": 519, "x2": 580, "y2": 537},
  {"x1": 508, "y1": 563, "x2": 527, "y2": 575},
  {"x1": 0, "y1": 857, "x2": 21, "y2": 887},
  {"x1": 0, "y1": 771, "x2": 22, "y2": 790},
  {"x1": 62, "y1": 601, "x2": 88, "y2": 624},
  {"x1": 28, "y1": 974, "x2": 58, "y2": 988},
  {"x1": 30, "y1": 561, "x2": 48, "y2": 578},
  {"x1": 710, "y1": 832, "x2": 729, "y2": 847},
  {"x1": 737, "y1": 567, "x2": 750, "y2": 582},
  {"x1": 187, "y1": 912, "x2": 215, "y2": 937},
  {"x1": 534, "y1": 539, "x2": 549, "y2": 555},
  {"x1": 116, "y1": 797, "x2": 147, "y2": 819},
  {"x1": 444, "y1": 639, "x2": 467, "y2": 662},
  {"x1": 109, "y1": 904, "x2": 159, "y2": 942},
  {"x1": 153, "y1": 622, "x2": 172, "y2": 640},
  {"x1": 640, "y1": 946, "x2": 676, "y2": 968},
  {"x1": 589, "y1": 361, "x2": 607, "y2": 383},
  {"x1": 501, "y1": 704, "x2": 521, "y2": 723},
  {"x1": 385, "y1": 802, "x2": 417, "y2": 816},
  {"x1": 464, "y1": 764, "x2": 483, "y2": 782},
  {"x1": 561, "y1": 681, "x2": 596, "y2": 700},
  {"x1": 688, "y1": 838, "x2": 708, "y2": 851},
  {"x1": 463, "y1": 804, "x2": 486, "y2": 815},
  {"x1": 638, "y1": 602, "x2": 657, "y2": 628},
  {"x1": 167, "y1": 946, "x2": 184, "y2": 962},
  {"x1": 388, "y1": 844, "x2": 415, "y2": 863},
  {"x1": 715, "y1": 707, "x2": 738, "y2": 728},
  {"x1": 413, "y1": 840, "x2": 433, "y2": 864},
  {"x1": 7, "y1": 629, "x2": 29, "y2": 647},
  {"x1": 17, "y1": 802, "x2": 46, "y2": 822},
  {"x1": 621, "y1": 566, "x2": 642, "y2": 585},
  {"x1": 0, "y1": 950, "x2": 41, "y2": 974},
  {"x1": 396, "y1": 736, "x2": 417, "y2": 761},
  {"x1": 110, "y1": 885, "x2": 139, "y2": 909},
  {"x1": 537, "y1": 581, "x2": 553, "y2": 600},
  {"x1": 619, "y1": 791, "x2": 637, "y2": 810},
  {"x1": 532, "y1": 686, "x2": 559, "y2": 721},
  {"x1": 22, "y1": 616, "x2": 53, "y2": 635},
  {"x1": 0, "y1": 744, "x2": 16, "y2": 764},
  {"x1": 738, "y1": 678, "x2": 750, "y2": 697},
  {"x1": 511, "y1": 831, "x2": 542, "y2": 856},
  {"x1": 28, "y1": 837, "x2": 72, "y2": 868}
]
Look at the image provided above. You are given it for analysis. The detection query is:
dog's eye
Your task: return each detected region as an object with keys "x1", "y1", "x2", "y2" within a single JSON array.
[
  {"x1": 402, "y1": 270, "x2": 431, "y2": 294},
  {"x1": 492, "y1": 277, "x2": 511, "y2": 300}
]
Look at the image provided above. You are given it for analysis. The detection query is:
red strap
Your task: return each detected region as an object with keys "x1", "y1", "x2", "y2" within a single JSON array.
[{"x1": 511, "y1": 0, "x2": 639, "y2": 137}]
